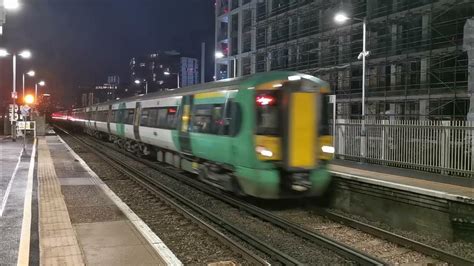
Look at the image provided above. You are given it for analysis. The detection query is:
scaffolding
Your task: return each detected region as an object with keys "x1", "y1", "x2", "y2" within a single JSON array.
[{"x1": 215, "y1": 0, "x2": 473, "y2": 120}]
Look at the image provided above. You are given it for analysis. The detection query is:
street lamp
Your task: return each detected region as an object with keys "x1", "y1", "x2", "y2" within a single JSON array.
[
  {"x1": 35, "y1": 80, "x2": 45, "y2": 105},
  {"x1": 4, "y1": 0, "x2": 20, "y2": 10},
  {"x1": 22, "y1": 70, "x2": 35, "y2": 99},
  {"x1": 0, "y1": 49, "x2": 33, "y2": 141},
  {"x1": 334, "y1": 11, "x2": 369, "y2": 158},
  {"x1": 134, "y1": 79, "x2": 148, "y2": 94},
  {"x1": 164, "y1": 70, "x2": 180, "y2": 89}
]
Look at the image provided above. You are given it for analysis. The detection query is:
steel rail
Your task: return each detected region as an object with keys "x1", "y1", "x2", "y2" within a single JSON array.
[
  {"x1": 57, "y1": 127, "x2": 298, "y2": 265},
  {"x1": 315, "y1": 209, "x2": 474, "y2": 266},
  {"x1": 72, "y1": 131, "x2": 384, "y2": 265}
]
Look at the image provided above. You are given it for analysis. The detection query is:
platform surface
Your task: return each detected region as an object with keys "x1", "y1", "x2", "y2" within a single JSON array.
[
  {"x1": 0, "y1": 138, "x2": 35, "y2": 265},
  {"x1": 330, "y1": 159, "x2": 474, "y2": 203},
  {"x1": 38, "y1": 135, "x2": 179, "y2": 265}
]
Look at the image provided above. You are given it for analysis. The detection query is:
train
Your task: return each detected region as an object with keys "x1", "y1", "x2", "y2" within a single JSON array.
[{"x1": 53, "y1": 71, "x2": 334, "y2": 199}]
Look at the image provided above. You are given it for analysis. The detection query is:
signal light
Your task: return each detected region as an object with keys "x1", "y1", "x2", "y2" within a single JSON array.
[
  {"x1": 24, "y1": 94, "x2": 35, "y2": 105},
  {"x1": 256, "y1": 95, "x2": 275, "y2": 106}
]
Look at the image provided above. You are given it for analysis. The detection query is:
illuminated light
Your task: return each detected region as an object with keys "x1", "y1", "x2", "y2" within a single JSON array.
[
  {"x1": 334, "y1": 13, "x2": 350, "y2": 24},
  {"x1": 0, "y1": 49, "x2": 9, "y2": 57},
  {"x1": 321, "y1": 145, "x2": 335, "y2": 154},
  {"x1": 288, "y1": 75, "x2": 301, "y2": 81},
  {"x1": 256, "y1": 146, "x2": 273, "y2": 157},
  {"x1": 27, "y1": 70, "x2": 35, "y2": 77},
  {"x1": 256, "y1": 95, "x2": 275, "y2": 106},
  {"x1": 215, "y1": 51, "x2": 224, "y2": 59},
  {"x1": 134, "y1": 79, "x2": 141, "y2": 84},
  {"x1": 247, "y1": 87, "x2": 255, "y2": 90},
  {"x1": 18, "y1": 50, "x2": 32, "y2": 59},
  {"x1": 272, "y1": 83, "x2": 282, "y2": 88},
  {"x1": 168, "y1": 108, "x2": 177, "y2": 113},
  {"x1": 4, "y1": 0, "x2": 19, "y2": 10},
  {"x1": 164, "y1": 71, "x2": 171, "y2": 75},
  {"x1": 38, "y1": 80, "x2": 45, "y2": 86},
  {"x1": 24, "y1": 94, "x2": 35, "y2": 104}
]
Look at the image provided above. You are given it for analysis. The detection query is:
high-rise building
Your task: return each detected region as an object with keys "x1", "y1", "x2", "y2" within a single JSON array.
[
  {"x1": 215, "y1": 0, "x2": 473, "y2": 119},
  {"x1": 130, "y1": 51, "x2": 199, "y2": 92}
]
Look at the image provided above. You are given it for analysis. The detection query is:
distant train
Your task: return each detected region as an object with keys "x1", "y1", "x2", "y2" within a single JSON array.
[{"x1": 54, "y1": 71, "x2": 334, "y2": 199}]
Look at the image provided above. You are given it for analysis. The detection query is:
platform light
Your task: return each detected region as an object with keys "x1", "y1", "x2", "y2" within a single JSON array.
[
  {"x1": 18, "y1": 50, "x2": 32, "y2": 59},
  {"x1": 24, "y1": 94, "x2": 34, "y2": 104},
  {"x1": 163, "y1": 71, "x2": 170, "y2": 75},
  {"x1": 27, "y1": 70, "x2": 35, "y2": 77},
  {"x1": 134, "y1": 79, "x2": 141, "y2": 84},
  {"x1": 38, "y1": 80, "x2": 45, "y2": 86},
  {"x1": 215, "y1": 51, "x2": 224, "y2": 59},
  {"x1": 334, "y1": 13, "x2": 350, "y2": 24},
  {"x1": 4, "y1": 0, "x2": 20, "y2": 10},
  {"x1": 0, "y1": 49, "x2": 9, "y2": 57}
]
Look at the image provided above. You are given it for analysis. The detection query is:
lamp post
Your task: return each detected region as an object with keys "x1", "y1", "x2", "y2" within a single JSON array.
[
  {"x1": 22, "y1": 70, "x2": 35, "y2": 99},
  {"x1": 134, "y1": 79, "x2": 148, "y2": 94},
  {"x1": 0, "y1": 49, "x2": 32, "y2": 141},
  {"x1": 35, "y1": 80, "x2": 45, "y2": 105},
  {"x1": 163, "y1": 70, "x2": 180, "y2": 89},
  {"x1": 334, "y1": 12, "x2": 369, "y2": 158}
]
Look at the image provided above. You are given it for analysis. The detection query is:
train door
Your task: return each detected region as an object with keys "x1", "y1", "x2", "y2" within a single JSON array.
[
  {"x1": 178, "y1": 95, "x2": 193, "y2": 154},
  {"x1": 94, "y1": 106, "x2": 98, "y2": 131},
  {"x1": 107, "y1": 105, "x2": 111, "y2": 134},
  {"x1": 133, "y1": 102, "x2": 141, "y2": 141}
]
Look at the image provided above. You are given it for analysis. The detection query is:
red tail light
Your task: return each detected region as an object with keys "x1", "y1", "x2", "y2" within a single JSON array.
[{"x1": 256, "y1": 95, "x2": 275, "y2": 106}]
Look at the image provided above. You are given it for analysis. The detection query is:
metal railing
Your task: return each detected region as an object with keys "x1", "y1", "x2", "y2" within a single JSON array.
[{"x1": 333, "y1": 119, "x2": 474, "y2": 177}]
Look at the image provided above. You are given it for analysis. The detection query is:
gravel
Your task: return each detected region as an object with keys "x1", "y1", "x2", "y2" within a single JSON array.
[
  {"x1": 271, "y1": 209, "x2": 441, "y2": 264},
  {"x1": 328, "y1": 208, "x2": 474, "y2": 261}
]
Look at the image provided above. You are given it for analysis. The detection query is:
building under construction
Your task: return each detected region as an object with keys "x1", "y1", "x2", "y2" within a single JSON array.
[{"x1": 215, "y1": 0, "x2": 473, "y2": 119}]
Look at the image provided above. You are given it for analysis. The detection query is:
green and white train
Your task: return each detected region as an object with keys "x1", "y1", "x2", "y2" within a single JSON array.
[{"x1": 54, "y1": 71, "x2": 334, "y2": 199}]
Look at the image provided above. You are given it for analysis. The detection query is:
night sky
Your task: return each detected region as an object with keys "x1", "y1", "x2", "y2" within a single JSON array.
[{"x1": 0, "y1": 0, "x2": 215, "y2": 106}]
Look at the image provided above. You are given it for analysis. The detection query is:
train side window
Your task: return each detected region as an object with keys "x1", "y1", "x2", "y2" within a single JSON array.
[
  {"x1": 140, "y1": 109, "x2": 150, "y2": 126},
  {"x1": 192, "y1": 104, "x2": 224, "y2": 135},
  {"x1": 124, "y1": 109, "x2": 135, "y2": 125},
  {"x1": 229, "y1": 101, "x2": 242, "y2": 136}
]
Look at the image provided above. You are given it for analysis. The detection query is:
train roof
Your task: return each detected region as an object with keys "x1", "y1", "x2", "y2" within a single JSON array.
[{"x1": 75, "y1": 71, "x2": 329, "y2": 110}]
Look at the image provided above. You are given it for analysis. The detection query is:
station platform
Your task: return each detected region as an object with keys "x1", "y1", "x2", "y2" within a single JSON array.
[
  {"x1": 329, "y1": 159, "x2": 474, "y2": 203},
  {"x1": 0, "y1": 135, "x2": 181, "y2": 265},
  {"x1": 328, "y1": 159, "x2": 474, "y2": 242}
]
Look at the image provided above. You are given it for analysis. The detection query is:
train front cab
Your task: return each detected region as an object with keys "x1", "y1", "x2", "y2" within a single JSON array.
[{"x1": 237, "y1": 77, "x2": 333, "y2": 199}]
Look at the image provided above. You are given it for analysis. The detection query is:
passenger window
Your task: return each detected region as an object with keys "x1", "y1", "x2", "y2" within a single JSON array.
[
  {"x1": 192, "y1": 104, "x2": 225, "y2": 135},
  {"x1": 124, "y1": 109, "x2": 135, "y2": 124}
]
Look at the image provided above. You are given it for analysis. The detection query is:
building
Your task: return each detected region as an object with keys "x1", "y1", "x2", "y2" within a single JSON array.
[
  {"x1": 130, "y1": 51, "x2": 199, "y2": 92},
  {"x1": 215, "y1": 0, "x2": 473, "y2": 119},
  {"x1": 78, "y1": 76, "x2": 119, "y2": 107}
]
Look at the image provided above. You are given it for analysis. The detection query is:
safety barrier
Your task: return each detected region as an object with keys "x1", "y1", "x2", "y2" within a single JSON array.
[{"x1": 334, "y1": 120, "x2": 474, "y2": 177}]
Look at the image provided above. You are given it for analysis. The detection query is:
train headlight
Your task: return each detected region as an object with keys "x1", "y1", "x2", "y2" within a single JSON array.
[
  {"x1": 321, "y1": 145, "x2": 335, "y2": 154},
  {"x1": 256, "y1": 146, "x2": 273, "y2": 157}
]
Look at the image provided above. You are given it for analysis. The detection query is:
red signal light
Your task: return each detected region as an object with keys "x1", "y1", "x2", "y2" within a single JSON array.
[
  {"x1": 168, "y1": 107, "x2": 177, "y2": 114},
  {"x1": 256, "y1": 95, "x2": 275, "y2": 106}
]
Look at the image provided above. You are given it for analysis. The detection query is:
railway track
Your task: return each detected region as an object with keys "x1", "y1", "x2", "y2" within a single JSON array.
[
  {"x1": 56, "y1": 126, "x2": 385, "y2": 265},
  {"x1": 57, "y1": 126, "x2": 474, "y2": 265}
]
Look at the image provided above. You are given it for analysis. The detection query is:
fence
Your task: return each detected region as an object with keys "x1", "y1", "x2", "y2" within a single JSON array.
[{"x1": 334, "y1": 120, "x2": 474, "y2": 178}]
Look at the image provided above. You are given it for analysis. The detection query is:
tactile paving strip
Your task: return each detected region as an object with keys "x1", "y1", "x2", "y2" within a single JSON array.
[{"x1": 37, "y1": 138, "x2": 85, "y2": 265}]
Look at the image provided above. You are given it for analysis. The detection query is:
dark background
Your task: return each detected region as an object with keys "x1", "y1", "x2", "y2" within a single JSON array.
[{"x1": 0, "y1": 0, "x2": 215, "y2": 106}]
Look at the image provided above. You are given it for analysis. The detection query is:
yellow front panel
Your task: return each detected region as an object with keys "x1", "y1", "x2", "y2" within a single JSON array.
[
  {"x1": 289, "y1": 93, "x2": 316, "y2": 168},
  {"x1": 181, "y1": 105, "x2": 190, "y2": 132}
]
